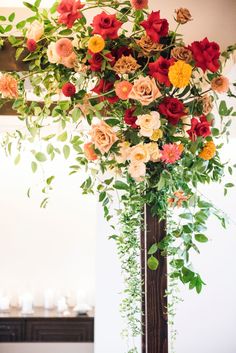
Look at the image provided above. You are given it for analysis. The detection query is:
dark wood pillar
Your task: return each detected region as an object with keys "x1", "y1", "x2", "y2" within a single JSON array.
[{"x1": 141, "y1": 205, "x2": 168, "y2": 353}]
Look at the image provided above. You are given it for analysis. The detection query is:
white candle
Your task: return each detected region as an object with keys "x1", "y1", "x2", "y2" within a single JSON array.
[
  {"x1": 0, "y1": 296, "x2": 10, "y2": 312},
  {"x1": 21, "y1": 293, "x2": 33, "y2": 314},
  {"x1": 76, "y1": 290, "x2": 86, "y2": 306},
  {"x1": 44, "y1": 289, "x2": 55, "y2": 310},
  {"x1": 57, "y1": 297, "x2": 67, "y2": 313}
]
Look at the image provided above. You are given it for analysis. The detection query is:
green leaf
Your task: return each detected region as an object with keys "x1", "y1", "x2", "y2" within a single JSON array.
[
  {"x1": 114, "y1": 180, "x2": 129, "y2": 191},
  {"x1": 50, "y1": 1, "x2": 59, "y2": 13},
  {"x1": 195, "y1": 234, "x2": 208, "y2": 243},
  {"x1": 14, "y1": 154, "x2": 21, "y2": 165},
  {"x1": 179, "y1": 213, "x2": 192, "y2": 220},
  {"x1": 57, "y1": 131, "x2": 67, "y2": 142},
  {"x1": 148, "y1": 243, "x2": 158, "y2": 255},
  {"x1": 182, "y1": 267, "x2": 195, "y2": 283},
  {"x1": 72, "y1": 108, "x2": 81, "y2": 122},
  {"x1": 8, "y1": 13, "x2": 15, "y2": 22},
  {"x1": 99, "y1": 191, "x2": 106, "y2": 202},
  {"x1": 148, "y1": 256, "x2": 159, "y2": 271},
  {"x1": 4, "y1": 25, "x2": 13, "y2": 33},
  {"x1": 105, "y1": 118, "x2": 120, "y2": 127},
  {"x1": 31, "y1": 161, "x2": 37, "y2": 173},
  {"x1": 225, "y1": 183, "x2": 234, "y2": 188},
  {"x1": 15, "y1": 47, "x2": 24, "y2": 60},
  {"x1": 0, "y1": 16, "x2": 6, "y2": 21},
  {"x1": 34, "y1": 0, "x2": 41, "y2": 7},
  {"x1": 46, "y1": 175, "x2": 55, "y2": 185},
  {"x1": 23, "y1": 1, "x2": 38, "y2": 12},
  {"x1": 35, "y1": 152, "x2": 47, "y2": 162},
  {"x1": 16, "y1": 20, "x2": 26, "y2": 29},
  {"x1": 59, "y1": 29, "x2": 72, "y2": 35},
  {"x1": 63, "y1": 145, "x2": 70, "y2": 159}
]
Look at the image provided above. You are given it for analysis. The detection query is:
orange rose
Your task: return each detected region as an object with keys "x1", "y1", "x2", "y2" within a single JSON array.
[
  {"x1": 211, "y1": 76, "x2": 229, "y2": 94},
  {"x1": 128, "y1": 76, "x2": 161, "y2": 106},
  {"x1": 84, "y1": 142, "x2": 98, "y2": 161},
  {"x1": 90, "y1": 121, "x2": 118, "y2": 154},
  {"x1": 0, "y1": 74, "x2": 18, "y2": 99}
]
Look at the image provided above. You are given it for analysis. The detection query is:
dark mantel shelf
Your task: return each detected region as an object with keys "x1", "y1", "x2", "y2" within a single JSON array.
[{"x1": 0, "y1": 308, "x2": 94, "y2": 343}]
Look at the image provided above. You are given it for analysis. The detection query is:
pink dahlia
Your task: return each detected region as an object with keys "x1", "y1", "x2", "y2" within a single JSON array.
[{"x1": 160, "y1": 143, "x2": 181, "y2": 164}]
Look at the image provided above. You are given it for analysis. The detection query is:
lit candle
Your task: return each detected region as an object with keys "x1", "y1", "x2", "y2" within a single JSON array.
[
  {"x1": 44, "y1": 289, "x2": 55, "y2": 310},
  {"x1": 21, "y1": 293, "x2": 33, "y2": 314}
]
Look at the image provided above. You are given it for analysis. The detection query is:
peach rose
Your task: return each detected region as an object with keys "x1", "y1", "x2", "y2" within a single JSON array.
[
  {"x1": 211, "y1": 76, "x2": 229, "y2": 94},
  {"x1": 47, "y1": 42, "x2": 61, "y2": 64},
  {"x1": 136, "y1": 111, "x2": 161, "y2": 137},
  {"x1": 61, "y1": 52, "x2": 78, "y2": 69},
  {"x1": 0, "y1": 74, "x2": 18, "y2": 99},
  {"x1": 128, "y1": 76, "x2": 161, "y2": 106},
  {"x1": 129, "y1": 144, "x2": 150, "y2": 164},
  {"x1": 84, "y1": 142, "x2": 98, "y2": 161},
  {"x1": 147, "y1": 142, "x2": 161, "y2": 162},
  {"x1": 116, "y1": 141, "x2": 131, "y2": 163},
  {"x1": 128, "y1": 161, "x2": 146, "y2": 182},
  {"x1": 89, "y1": 120, "x2": 118, "y2": 154},
  {"x1": 55, "y1": 38, "x2": 73, "y2": 58},
  {"x1": 26, "y1": 20, "x2": 44, "y2": 42}
]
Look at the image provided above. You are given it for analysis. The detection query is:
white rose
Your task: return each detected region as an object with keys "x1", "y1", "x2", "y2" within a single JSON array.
[
  {"x1": 47, "y1": 42, "x2": 61, "y2": 64},
  {"x1": 136, "y1": 111, "x2": 161, "y2": 137},
  {"x1": 128, "y1": 162, "x2": 146, "y2": 182},
  {"x1": 26, "y1": 20, "x2": 44, "y2": 42},
  {"x1": 129, "y1": 144, "x2": 150, "y2": 164},
  {"x1": 147, "y1": 142, "x2": 161, "y2": 162}
]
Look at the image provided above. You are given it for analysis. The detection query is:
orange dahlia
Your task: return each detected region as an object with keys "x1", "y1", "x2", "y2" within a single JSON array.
[
  {"x1": 115, "y1": 81, "x2": 133, "y2": 100},
  {"x1": 199, "y1": 141, "x2": 216, "y2": 160}
]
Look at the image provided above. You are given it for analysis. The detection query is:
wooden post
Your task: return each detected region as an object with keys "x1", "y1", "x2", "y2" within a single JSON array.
[{"x1": 141, "y1": 205, "x2": 168, "y2": 353}]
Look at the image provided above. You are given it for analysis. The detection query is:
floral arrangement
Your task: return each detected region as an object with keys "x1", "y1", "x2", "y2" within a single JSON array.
[{"x1": 0, "y1": 0, "x2": 236, "y2": 351}]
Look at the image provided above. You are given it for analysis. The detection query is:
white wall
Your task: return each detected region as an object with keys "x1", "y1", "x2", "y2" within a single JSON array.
[
  {"x1": 175, "y1": 140, "x2": 236, "y2": 353},
  {"x1": 0, "y1": 146, "x2": 96, "y2": 307}
]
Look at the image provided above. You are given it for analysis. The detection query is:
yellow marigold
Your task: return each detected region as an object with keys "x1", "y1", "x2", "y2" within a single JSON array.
[
  {"x1": 151, "y1": 129, "x2": 163, "y2": 141},
  {"x1": 88, "y1": 35, "x2": 105, "y2": 53},
  {"x1": 199, "y1": 141, "x2": 216, "y2": 160},
  {"x1": 168, "y1": 60, "x2": 192, "y2": 88}
]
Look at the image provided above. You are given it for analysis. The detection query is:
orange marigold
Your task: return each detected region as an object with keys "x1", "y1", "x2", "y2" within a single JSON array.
[{"x1": 199, "y1": 141, "x2": 216, "y2": 160}]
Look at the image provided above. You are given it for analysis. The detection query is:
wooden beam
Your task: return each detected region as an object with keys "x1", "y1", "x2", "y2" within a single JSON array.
[
  {"x1": 0, "y1": 39, "x2": 29, "y2": 72},
  {"x1": 142, "y1": 205, "x2": 168, "y2": 353}
]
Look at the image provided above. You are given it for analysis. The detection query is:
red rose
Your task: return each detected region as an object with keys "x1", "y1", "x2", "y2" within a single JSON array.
[
  {"x1": 26, "y1": 39, "x2": 37, "y2": 52},
  {"x1": 92, "y1": 79, "x2": 119, "y2": 104},
  {"x1": 88, "y1": 52, "x2": 115, "y2": 72},
  {"x1": 91, "y1": 11, "x2": 122, "y2": 40},
  {"x1": 62, "y1": 82, "x2": 76, "y2": 97},
  {"x1": 149, "y1": 56, "x2": 175, "y2": 87},
  {"x1": 158, "y1": 97, "x2": 186, "y2": 125},
  {"x1": 124, "y1": 108, "x2": 138, "y2": 128},
  {"x1": 189, "y1": 37, "x2": 220, "y2": 73},
  {"x1": 112, "y1": 46, "x2": 132, "y2": 60},
  {"x1": 140, "y1": 11, "x2": 169, "y2": 43},
  {"x1": 187, "y1": 115, "x2": 211, "y2": 141},
  {"x1": 57, "y1": 0, "x2": 84, "y2": 28}
]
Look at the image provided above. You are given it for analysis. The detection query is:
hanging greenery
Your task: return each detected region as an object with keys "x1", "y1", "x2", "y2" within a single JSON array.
[{"x1": 0, "y1": 0, "x2": 236, "y2": 351}]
